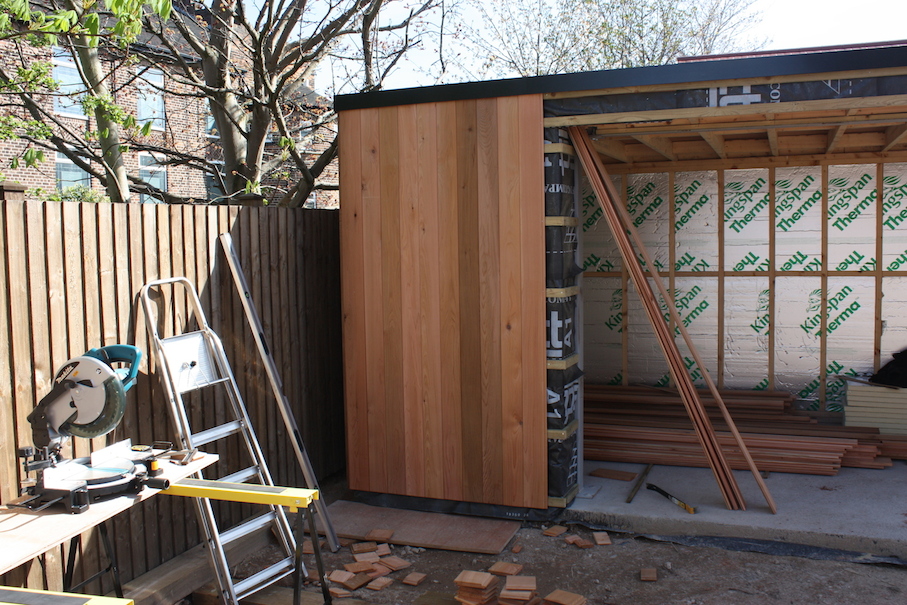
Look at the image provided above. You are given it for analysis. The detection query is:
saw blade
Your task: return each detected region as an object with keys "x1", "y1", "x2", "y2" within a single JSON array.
[{"x1": 46, "y1": 356, "x2": 127, "y2": 438}]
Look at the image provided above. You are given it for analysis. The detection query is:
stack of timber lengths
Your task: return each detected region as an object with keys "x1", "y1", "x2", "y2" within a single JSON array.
[
  {"x1": 570, "y1": 127, "x2": 775, "y2": 513},
  {"x1": 585, "y1": 384, "x2": 907, "y2": 474},
  {"x1": 544, "y1": 128, "x2": 582, "y2": 507}
]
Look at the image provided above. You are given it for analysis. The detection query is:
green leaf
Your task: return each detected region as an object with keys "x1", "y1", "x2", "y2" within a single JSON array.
[
  {"x1": 141, "y1": 121, "x2": 152, "y2": 136},
  {"x1": 23, "y1": 148, "x2": 44, "y2": 167},
  {"x1": 85, "y1": 13, "x2": 100, "y2": 46}
]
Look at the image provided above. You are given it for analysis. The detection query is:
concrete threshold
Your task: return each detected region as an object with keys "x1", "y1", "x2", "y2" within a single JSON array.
[{"x1": 565, "y1": 460, "x2": 907, "y2": 560}]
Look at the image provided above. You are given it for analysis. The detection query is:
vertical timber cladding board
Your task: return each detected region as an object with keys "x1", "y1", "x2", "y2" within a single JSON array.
[
  {"x1": 339, "y1": 96, "x2": 547, "y2": 508},
  {"x1": 339, "y1": 108, "x2": 370, "y2": 492}
]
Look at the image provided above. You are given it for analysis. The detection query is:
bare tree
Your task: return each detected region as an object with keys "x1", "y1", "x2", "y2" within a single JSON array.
[
  {"x1": 130, "y1": 0, "x2": 445, "y2": 206},
  {"x1": 1, "y1": 0, "x2": 446, "y2": 206},
  {"x1": 450, "y1": 0, "x2": 766, "y2": 79}
]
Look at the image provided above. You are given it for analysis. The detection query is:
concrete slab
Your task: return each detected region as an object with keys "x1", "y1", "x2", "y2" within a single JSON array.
[{"x1": 564, "y1": 460, "x2": 907, "y2": 559}]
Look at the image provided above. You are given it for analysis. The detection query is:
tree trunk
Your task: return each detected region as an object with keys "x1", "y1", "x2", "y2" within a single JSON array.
[{"x1": 71, "y1": 35, "x2": 131, "y2": 203}]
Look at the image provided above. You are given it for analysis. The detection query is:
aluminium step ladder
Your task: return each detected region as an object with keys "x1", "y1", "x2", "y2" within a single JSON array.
[{"x1": 139, "y1": 277, "x2": 328, "y2": 604}]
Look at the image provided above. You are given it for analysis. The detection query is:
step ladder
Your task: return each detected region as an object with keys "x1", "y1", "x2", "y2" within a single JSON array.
[{"x1": 139, "y1": 277, "x2": 328, "y2": 604}]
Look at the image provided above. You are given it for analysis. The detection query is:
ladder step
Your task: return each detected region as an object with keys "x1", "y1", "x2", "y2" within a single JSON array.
[
  {"x1": 191, "y1": 420, "x2": 244, "y2": 447},
  {"x1": 220, "y1": 465, "x2": 262, "y2": 484},
  {"x1": 220, "y1": 511, "x2": 279, "y2": 545},
  {"x1": 176, "y1": 376, "x2": 231, "y2": 394},
  {"x1": 234, "y1": 557, "x2": 295, "y2": 600}
]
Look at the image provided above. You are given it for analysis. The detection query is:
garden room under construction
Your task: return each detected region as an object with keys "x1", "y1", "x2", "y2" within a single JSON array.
[{"x1": 335, "y1": 41, "x2": 907, "y2": 514}]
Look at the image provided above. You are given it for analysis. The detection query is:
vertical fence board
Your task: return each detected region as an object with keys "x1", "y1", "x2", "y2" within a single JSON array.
[
  {"x1": 0, "y1": 202, "x2": 16, "y2": 512},
  {"x1": 0, "y1": 199, "x2": 342, "y2": 589}
]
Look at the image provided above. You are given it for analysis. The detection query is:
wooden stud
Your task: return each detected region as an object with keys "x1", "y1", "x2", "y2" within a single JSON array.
[
  {"x1": 820, "y1": 164, "x2": 830, "y2": 410},
  {"x1": 875, "y1": 162, "x2": 884, "y2": 374},
  {"x1": 768, "y1": 167, "x2": 776, "y2": 391}
]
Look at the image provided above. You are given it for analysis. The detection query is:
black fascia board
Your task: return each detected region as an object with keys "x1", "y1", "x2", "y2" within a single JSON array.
[{"x1": 335, "y1": 45, "x2": 907, "y2": 112}]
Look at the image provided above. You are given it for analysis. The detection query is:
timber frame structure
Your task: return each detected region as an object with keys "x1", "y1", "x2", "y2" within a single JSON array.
[{"x1": 336, "y1": 42, "x2": 907, "y2": 510}]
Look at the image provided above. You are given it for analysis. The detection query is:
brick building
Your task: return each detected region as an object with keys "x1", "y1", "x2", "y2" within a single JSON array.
[
  {"x1": 0, "y1": 19, "x2": 338, "y2": 207},
  {"x1": 0, "y1": 37, "x2": 212, "y2": 203}
]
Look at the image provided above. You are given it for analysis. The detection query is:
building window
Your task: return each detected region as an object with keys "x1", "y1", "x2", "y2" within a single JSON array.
[
  {"x1": 205, "y1": 161, "x2": 226, "y2": 201},
  {"x1": 137, "y1": 68, "x2": 166, "y2": 130},
  {"x1": 56, "y1": 151, "x2": 90, "y2": 191},
  {"x1": 206, "y1": 114, "x2": 219, "y2": 139},
  {"x1": 139, "y1": 153, "x2": 167, "y2": 203},
  {"x1": 53, "y1": 48, "x2": 86, "y2": 117}
]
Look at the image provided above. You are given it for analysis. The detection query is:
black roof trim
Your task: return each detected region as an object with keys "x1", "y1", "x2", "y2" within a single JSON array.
[{"x1": 335, "y1": 45, "x2": 907, "y2": 112}]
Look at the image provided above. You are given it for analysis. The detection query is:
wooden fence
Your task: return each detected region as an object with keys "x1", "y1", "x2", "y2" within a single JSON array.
[{"x1": 0, "y1": 191, "x2": 344, "y2": 592}]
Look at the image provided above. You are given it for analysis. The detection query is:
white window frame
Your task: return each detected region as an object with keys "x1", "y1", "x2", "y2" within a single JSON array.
[
  {"x1": 206, "y1": 114, "x2": 220, "y2": 139},
  {"x1": 139, "y1": 152, "x2": 167, "y2": 204},
  {"x1": 55, "y1": 151, "x2": 91, "y2": 191},
  {"x1": 52, "y1": 48, "x2": 87, "y2": 119},
  {"x1": 204, "y1": 160, "x2": 227, "y2": 201},
  {"x1": 136, "y1": 68, "x2": 166, "y2": 131}
]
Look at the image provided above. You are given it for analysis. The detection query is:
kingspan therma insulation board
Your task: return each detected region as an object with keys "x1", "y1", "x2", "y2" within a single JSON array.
[{"x1": 581, "y1": 163, "x2": 907, "y2": 411}]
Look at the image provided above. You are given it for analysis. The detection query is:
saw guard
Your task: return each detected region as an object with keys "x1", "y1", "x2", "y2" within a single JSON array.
[
  {"x1": 63, "y1": 376, "x2": 128, "y2": 438},
  {"x1": 30, "y1": 346, "x2": 140, "y2": 446}
]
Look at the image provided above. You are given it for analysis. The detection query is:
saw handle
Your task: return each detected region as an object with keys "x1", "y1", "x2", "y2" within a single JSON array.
[{"x1": 85, "y1": 345, "x2": 143, "y2": 391}]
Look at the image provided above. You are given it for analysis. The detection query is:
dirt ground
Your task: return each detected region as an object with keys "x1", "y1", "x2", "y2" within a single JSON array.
[{"x1": 235, "y1": 477, "x2": 907, "y2": 605}]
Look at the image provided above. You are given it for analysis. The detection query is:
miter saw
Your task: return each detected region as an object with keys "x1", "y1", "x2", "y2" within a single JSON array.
[{"x1": 15, "y1": 345, "x2": 169, "y2": 514}]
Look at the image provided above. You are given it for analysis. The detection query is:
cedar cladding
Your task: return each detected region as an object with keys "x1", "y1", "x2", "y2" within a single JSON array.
[{"x1": 339, "y1": 96, "x2": 548, "y2": 508}]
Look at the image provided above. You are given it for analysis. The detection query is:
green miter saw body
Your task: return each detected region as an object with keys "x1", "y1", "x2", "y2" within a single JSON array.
[{"x1": 27, "y1": 345, "x2": 142, "y2": 450}]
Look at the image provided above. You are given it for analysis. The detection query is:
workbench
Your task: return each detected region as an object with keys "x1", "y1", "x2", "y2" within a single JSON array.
[{"x1": 0, "y1": 453, "x2": 217, "y2": 577}]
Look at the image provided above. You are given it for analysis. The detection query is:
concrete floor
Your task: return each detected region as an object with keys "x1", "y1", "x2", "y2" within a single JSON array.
[{"x1": 565, "y1": 460, "x2": 907, "y2": 560}]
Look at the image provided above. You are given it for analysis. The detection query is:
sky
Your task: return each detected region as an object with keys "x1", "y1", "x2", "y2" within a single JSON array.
[
  {"x1": 746, "y1": 0, "x2": 906, "y2": 51},
  {"x1": 325, "y1": 0, "x2": 907, "y2": 93}
]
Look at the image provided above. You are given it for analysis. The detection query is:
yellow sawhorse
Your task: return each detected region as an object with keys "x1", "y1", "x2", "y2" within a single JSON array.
[{"x1": 160, "y1": 480, "x2": 330, "y2": 605}]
